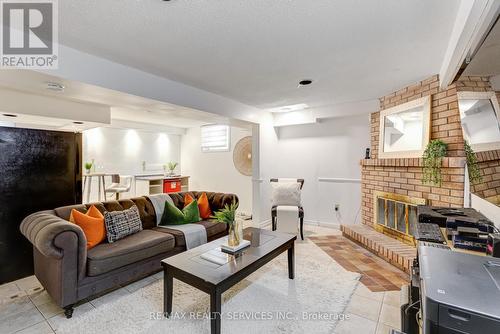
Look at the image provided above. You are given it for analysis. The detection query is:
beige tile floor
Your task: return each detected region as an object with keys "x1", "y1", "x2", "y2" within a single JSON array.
[
  {"x1": 305, "y1": 224, "x2": 402, "y2": 334},
  {"x1": 0, "y1": 222, "x2": 401, "y2": 334}
]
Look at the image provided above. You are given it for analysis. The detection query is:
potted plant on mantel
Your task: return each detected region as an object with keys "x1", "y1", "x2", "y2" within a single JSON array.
[
  {"x1": 464, "y1": 140, "x2": 483, "y2": 185},
  {"x1": 422, "y1": 139, "x2": 448, "y2": 186},
  {"x1": 213, "y1": 200, "x2": 242, "y2": 247}
]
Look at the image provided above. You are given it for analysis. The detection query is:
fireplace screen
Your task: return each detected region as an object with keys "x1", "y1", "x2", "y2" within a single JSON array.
[{"x1": 375, "y1": 192, "x2": 424, "y2": 241}]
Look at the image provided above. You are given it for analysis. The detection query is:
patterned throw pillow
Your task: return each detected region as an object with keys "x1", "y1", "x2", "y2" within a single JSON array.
[{"x1": 104, "y1": 205, "x2": 143, "y2": 243}]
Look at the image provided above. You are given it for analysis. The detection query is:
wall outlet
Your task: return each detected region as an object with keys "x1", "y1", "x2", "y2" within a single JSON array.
[{"x1": 335, "y1": 204, "x2": 340, "y2": 211}]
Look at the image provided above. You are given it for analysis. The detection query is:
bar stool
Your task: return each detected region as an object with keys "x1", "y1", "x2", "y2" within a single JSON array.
[{"x1": 105, "y1": 175, "x2": 133, "y2": 200}]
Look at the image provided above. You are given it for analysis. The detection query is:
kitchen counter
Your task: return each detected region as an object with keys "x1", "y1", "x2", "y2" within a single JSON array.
[{"x1": 135, "y1": 174, "x2": 189, "y2": 181}]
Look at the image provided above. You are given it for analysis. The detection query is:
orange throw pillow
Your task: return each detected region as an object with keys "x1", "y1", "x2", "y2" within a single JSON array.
[
  {"x1": 69, "y1": 205, "x2": 103, "y2": 222},
  {"x1": 86, "y1": 205, "x2": 104, "y2": 219},
  {"x1": 184, "y1": 193, "x2": 212, "y2": 219},
  {"x1": 70, "y1": 206, "x2": 106, "y2": 249}
]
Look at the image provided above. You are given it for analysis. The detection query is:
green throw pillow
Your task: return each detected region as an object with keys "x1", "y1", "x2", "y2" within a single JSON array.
[{"x1": 159, "y1": 200, "x2": 201, "y2": 225}]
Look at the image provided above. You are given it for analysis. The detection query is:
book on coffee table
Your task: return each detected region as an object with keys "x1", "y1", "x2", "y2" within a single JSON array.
[
  {"x1": 200, "y1": 248, "x2": 231, "y2": 265},
  {"x1": 221, "y1": 239, "x2": 251, "y2": 253}
]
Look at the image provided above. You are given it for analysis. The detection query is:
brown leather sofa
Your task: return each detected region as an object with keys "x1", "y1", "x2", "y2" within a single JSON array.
[{"x1": 20, "y1": 191, "x2": 237, "y2": 318}]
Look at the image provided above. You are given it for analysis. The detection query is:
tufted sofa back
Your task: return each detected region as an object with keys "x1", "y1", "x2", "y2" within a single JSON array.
[
  {"x1": 168, "y1": 191, "x2": 238, "y2": 213},
  {"x1": 52, "y1": 192, "x2": 238, "y2": 230}
]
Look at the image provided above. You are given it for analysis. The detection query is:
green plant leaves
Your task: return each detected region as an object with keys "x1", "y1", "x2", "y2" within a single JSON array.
[
  {"x1": 464, "y1": 140, "x2": 482, "y2": 185},
  {"x1": 212, "y1": 199, "x2": 238, "y2": 226},
  {"x1": 422, "y1": 139, "x2": 448, "y2": 186}
]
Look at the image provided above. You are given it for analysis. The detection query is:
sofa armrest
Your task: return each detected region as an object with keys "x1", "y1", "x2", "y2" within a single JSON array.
[
  {"x1": 20, "y1": 210, "x2": 88, "y2": 307},
  {"x1": 20, "y1": 210, "x2": 87, "y2": 261}
]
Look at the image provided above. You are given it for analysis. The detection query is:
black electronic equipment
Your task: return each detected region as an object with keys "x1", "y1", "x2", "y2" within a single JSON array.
[
  {"x1": 414, "y1": 223, "x2": 446, "y2": 244},
  {"x1": 446, "y1": 217, "x2": 495, "y2": 238},
  {"x1": 418, "y1": 241, "x2": 450, "y2": 250},
  {"x1": 445, "y1": 217, "x2": 493, "y2": 252},
  {"x1": 487, "y1": 234, "x2": 500, "y2": 257},
  {"x1": 417, "y1": 206, "x2": 492, "y2": 228}
]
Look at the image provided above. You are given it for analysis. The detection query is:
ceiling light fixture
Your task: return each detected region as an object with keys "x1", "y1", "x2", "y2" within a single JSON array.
[
  {"x1": 2, "y1": 113, "x2": 17, "y2": 117},
  {"x1": 270, "y1": 103, "x2": 309, "y2": 113},
  {"x1": 45, "y1": 82, "x2": 65, "y2": 92},
  {"x1": 73, "y1": 121, "x2": 84, "y2": 125},
  {"x1": 298, "y1": 79, "x2": 313, "y2": 86}
]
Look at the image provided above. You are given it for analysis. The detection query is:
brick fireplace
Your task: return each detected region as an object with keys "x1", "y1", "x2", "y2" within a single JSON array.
[
  {"x1": 342, "y1": 75, "x2": 495, "y2": 273},
  {"x1": 361, "y1": 75, "x2": 494, "y2": 233}
]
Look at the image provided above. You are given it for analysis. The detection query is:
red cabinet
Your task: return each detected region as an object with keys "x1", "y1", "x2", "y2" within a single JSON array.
[{"x1": 163, "y1": 179, "x2": 181, "y2": 193}]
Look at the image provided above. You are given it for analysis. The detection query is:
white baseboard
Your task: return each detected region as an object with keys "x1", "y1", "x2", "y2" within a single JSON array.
[
  {"x1": 259, "y1": 219, "x2": 272, "y2": 228},
  {"x1": 258, "y1": 219, "x2": 340, "y2": 230},
  {"x1": 304, "y1": 220, "x2": 340, "y2": 230}
]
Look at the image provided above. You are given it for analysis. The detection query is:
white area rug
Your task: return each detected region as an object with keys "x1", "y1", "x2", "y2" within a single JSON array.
[{"x1": 57, "y1": 240, "x2": 360, "y2": 334}]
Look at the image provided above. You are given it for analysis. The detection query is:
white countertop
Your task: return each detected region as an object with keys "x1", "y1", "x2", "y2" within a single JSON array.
[{"x1": 135, "y1": 174, "x2": 189, "y2": 181}]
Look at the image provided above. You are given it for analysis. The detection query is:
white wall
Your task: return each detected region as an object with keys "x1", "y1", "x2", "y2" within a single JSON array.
[
  {"x1": 83, "y1": 127, "x2": 181, "y2": 202},
  {"x1": 181, "y1": 126, "x2": 253, "y2": 215},
  {"x1": 258, "y1": 114, "x2": 370, "y2": 227},
  {"x1": 471, "y1": 193, "x2": 500, "y2": 228}
]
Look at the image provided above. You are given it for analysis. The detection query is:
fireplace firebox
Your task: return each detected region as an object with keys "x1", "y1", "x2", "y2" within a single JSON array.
[{"x1": 374, "y1": 191, "x2": 426, "y2": 245}]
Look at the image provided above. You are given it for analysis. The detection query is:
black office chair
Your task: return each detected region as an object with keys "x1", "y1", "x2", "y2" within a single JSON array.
[{"x1": 270, "y1": 178, "x2": 305, "y2": 240}]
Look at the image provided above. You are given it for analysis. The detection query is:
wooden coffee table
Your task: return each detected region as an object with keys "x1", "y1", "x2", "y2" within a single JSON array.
[{"x1": 161, "y1": 227, "x2": 296, "y2": 334}]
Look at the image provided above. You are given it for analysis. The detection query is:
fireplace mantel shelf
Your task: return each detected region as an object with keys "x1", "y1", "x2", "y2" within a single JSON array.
[{"x1": 360, "y1": 157, "x2": 466, "y2": 168}]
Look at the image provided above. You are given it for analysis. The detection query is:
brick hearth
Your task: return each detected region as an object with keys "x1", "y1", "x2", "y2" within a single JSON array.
[{"x1": 341, "y1": 224, "x2": 416, "y2": 274}]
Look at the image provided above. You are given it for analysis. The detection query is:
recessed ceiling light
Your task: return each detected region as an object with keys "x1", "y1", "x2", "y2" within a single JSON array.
[
  {"x1": 45, "y1": 82, "x2": 65, "y2": 92},
  {"x1": 2, "y1": 113, "x2": 17, "y2": 117},
  {"x1": 73, "y1": 121, "x2": 84, "y2": 125},
  {"x1": 298, "y1": 79, "x2": 313, "y2": 86},
  {"x1": 270, "y1": 103, "x2": 309, "y2": 113}
]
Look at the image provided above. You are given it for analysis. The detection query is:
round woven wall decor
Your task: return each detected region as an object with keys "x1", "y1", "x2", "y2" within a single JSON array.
[{"x1": 233, "y1": 136, "x2": 252, "y2": 176}]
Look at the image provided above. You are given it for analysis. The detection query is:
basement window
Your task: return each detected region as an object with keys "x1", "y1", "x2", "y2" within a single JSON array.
[{"x1": 201, "y1": 124, "x2": 230, "y2": 152}]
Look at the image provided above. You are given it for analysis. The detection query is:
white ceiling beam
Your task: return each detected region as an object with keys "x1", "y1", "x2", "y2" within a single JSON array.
[
  {"x1": 39, "y1": 44, "x2": 265, "y2": 124},
  {"x1": 109, "y1": 119, "x2": 186, "y2": 135},
  {"x1": 439, "y1": 0, "x2": 500, "y2": 89},
  {"x1": 0, "y1": 87, "x2": 110, "y2": 124},
  {"x1": 271, "y1": 99, "x2": 378, "y2": 127}
]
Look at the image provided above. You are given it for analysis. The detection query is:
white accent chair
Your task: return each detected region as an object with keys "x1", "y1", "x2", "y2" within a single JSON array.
[{"x1": 270, "y1": 178, "x2": 305, "y2": 240}]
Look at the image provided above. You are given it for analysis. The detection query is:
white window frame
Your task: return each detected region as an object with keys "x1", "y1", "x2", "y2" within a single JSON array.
[
  {"x1": 457, "y1": 91, "x2": 500, "y2": 152},
  {"x1": 201, "y1": 124, "x2": 231, "y2": 152}
]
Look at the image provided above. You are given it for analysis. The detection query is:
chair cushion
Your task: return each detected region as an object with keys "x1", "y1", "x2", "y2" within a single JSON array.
[
  {"x1": 152, "y1": 220, "x2": 227, "y2": 248},
  {"x1": 272, "y1": 206, "x2": 304, "y2": 218},
  {"x1": 87, "y1": 230, "x2": 174, "y2": 276}
]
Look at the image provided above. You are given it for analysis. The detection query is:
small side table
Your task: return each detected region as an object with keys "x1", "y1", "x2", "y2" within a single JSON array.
[{"x1": 83, "y1": 173, "x2": 107, "y2": 203}]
